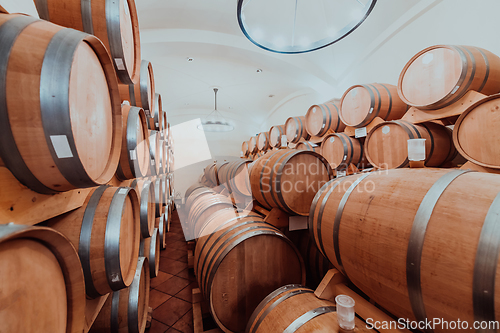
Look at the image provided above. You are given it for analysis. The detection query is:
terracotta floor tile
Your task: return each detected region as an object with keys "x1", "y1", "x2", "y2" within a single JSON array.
[
  {"x1": 148, "y1": 319, "x2": 170, "y2": 333},
  {"x1": 151, "y1": 271, "x2": 174, "y2": 289},
  {"x1": 172, "y1": 311, "x2": 194, "y2": 333},
  {"x1": 156, "y1": 275, "x2": 191, "y2": 296},
  {"x1": 175, "y1": 282, "x2": 197, "y2": 303},
  {"x1": 161, "y1": 248, "x2": 186, "y2": 260},
  {"x1": 176, "y1": 255, "x2": 188, "y2": 263},
  {"x1": 153, "y1": 297, "x2": 192, "y2": 327},
  {"x1": 150, "y1": 289, "x2": 172, "y2": 309},
  {"x1": 169, "y1": 240, "x2": 188, "y2": 251},
  {"x1": 175, "y1": 268, "x2": 197, "y2": 281},
  {"x1": 159, "y1": 258, "x2": 188, "y2": 275},
  {"x1": 165, "y1": 328, "x2": 182, "y2": 333}
]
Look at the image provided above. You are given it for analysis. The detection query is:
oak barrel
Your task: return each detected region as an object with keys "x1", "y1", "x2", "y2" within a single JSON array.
[
  {"x1": 249, "y1": 149, "x2": 331, "y2": 215},
  {"x1": 0, "y1": 224, "x2": 85, "y2": 333},
  {"x1": 203, "y1": 162, "x2": 219, "y2": 186},
  {"x1": 453, "y1": 94, "x2": 500, "y2": 169},
  {"x1": 285, "y1": 116, "x2": 310, "y2": 143},
  {"x1": 365, "y1": 120, "x2": 455, "y2": 169},
  {"x1": 185, "y1": 183, "x2": 205, "y2": 199},
  {"x1": 129, "y1": 178, "x2": 155, "y2": 238},
  {"x1": 295, "y1": 141, "x2": 321, "y2": 154},
  {"x1": 187, "y1": 191, "x2": 234, "y2": 240},
  {"x1": 117, "y1": 104, "x2": 151, "y2": 180},
  {"x1": 321, "y1": 133, "x2": 368, "y2": 170},
  {"x1": 256, "y1": 131, "x2": 270, "y2": 151},
  {"x1": 217, "y1": 160, "x2": 252, "y2": 197},
  {"x1": 246, "y1": 285, "x2": 339, "y2": 333},
  {"x1": 34, "y1": 0, "x2": 141, "y2": 85},
  {"x1": 0, "y1": 13, "x2": 122, "y2": 194},
  {"x1": 269, "y1": 125, "x2": 286, "y2": 147},
  {"x1": 305, "y1": 101, "x2": 346, "y2": 137},
  {"x1": 248, "y1": 136, "x2": 258, "y2": 154},
  {"x1": 48, "y1": 186, "x2": 141, "y2": 298},
  {"x1": 194, "y1": 210, "x2": 305, "y2": 333},
  {"x1": 140, "y1": 228, "x2": 160, "y2": 278},
  {"x1": 119, "y1": 60, "x2": 155, "y2": 111},
  {"x1": 90, "y1": 257, "x2": 150, "y2": 333},
  {"x1": 252, "y1": 151, "x2": 264, "y2": 160},
  {"x1": 340, "y1": 83, "x2": 408, "y2": 128},
  {"x1": 309, "y1": 169, "x2": 500, "y2": 329},
  {"x1": 398, "y1": 45, "x2": 500, "y2": 110},
  {"x1": 242, "y1": 141, "x2": 250, "y2": 157}
]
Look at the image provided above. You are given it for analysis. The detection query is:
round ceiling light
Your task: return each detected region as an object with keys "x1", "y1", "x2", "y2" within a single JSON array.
[{"x1": 237, "y1": 0, "x2": 377, "y2": 54}]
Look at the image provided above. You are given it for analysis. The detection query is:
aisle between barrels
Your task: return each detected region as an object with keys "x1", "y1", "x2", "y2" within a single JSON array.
[{"x1": 149, "y1": 209, "x2": 196, "y2": 333}]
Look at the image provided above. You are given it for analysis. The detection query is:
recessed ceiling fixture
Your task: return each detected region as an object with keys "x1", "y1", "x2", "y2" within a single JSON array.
[
  {"x1": 186, "y1": 57, "x2": 194, "y2": 62},
  {"x1": 197, "y1": 88, "x2": 234, "y2": 132},
  {"x1": 269, "y1": 94, "x2": 275, "y2": 98},
  {"x1": 256, "y1": 68, "x2": 263, "y2": 73},
  {"x1": 237, "y1": 0, "x2": 377, "y2": 54}
]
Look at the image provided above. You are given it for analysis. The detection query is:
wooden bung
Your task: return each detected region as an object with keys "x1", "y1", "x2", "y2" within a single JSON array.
[
  {"x1": 0, "y1": 224, "x2": 86, "y2": 333},
  {"x1": 285, "y1": 116, "x2": 311, "y2": 143},
  {"x1": 340, "y1": 83, "x2": 408, "y2": 128},
  {"x1": 321, "y1": 133, "x2": 369, "y2": 171},
  {"x1": 398, "y1": 45, "x2": 500, "y2": 110},
  {"x1": 119, "y1": 60, "x2": 155, "y2": 111},
  {"x1": 250, "y1": 149, "x2": 332, "y2": 216},
  {"x1": 34, "y1": 0, "x2": 141, "y2": 85},
  {"x1": 194, "y1": 209, "x2": 305, "y2": 333},
  {"x1": 269, "y1": 124, "x2": 286, "y2": 148},
  {"x1": 365, "y1": 120, "x2": 456, "y2": 169},
  {"x1": 47, "y1": 186, "x2": 141, "y2": 298},
  {"x1": 0, "y1": 13, "x2": 122, "y2": 194},
  {"x1": 309, "y1": 168, "x2": 500, "y2": 330},
  {"x1": 305, "y1": 100, "x2": 346, "y2": 137},
  {"x1": 90, "y1": 257, "x2": 150, "y2": 333},
  {"x1": 116, "y1": 104, "x2": 151, "y2": 180}
]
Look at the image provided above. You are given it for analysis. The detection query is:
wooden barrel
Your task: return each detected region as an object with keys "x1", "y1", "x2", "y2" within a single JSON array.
[
  {"x1": 48, "y1": 186, "x2": 140, "y2": 298},
  {"x1": 153, "y1": 178, "x2": 165, "y2": 217},
  {"x1": 140, "y1": 228, "x2": 160, "y2": 278},
  {"x1": 194, "y1": 211, "x2": 305, "y2": 333},
  {"x1": 365, "y1": 120, "x2": 455, "y2": 169},
  {"x1": 203, "y1": 162, "x2": 219, "y2": 186},
  {"x1": 295, "y1": 141, "x2": 321, "y2": 154},
  {"x1": 305, "y1": 101, "x2": 346, "y2": 137},
  {"x1": 242, "y1": 141, "x2": 250, "y2": 157},
  {"x1": 269, "y1": 125, "x2": 286, "y2": 148},
  {"x1": 321, "y1": 133, "x2": 369, "y2": 170},
  {"x1": 34, "y1": 0, "x2": 141, "y2": 85},
  {"x1": 253, "y1": 151, "x2": 264, "y2": 160},
  {"x1": 248, "y1": 136, "x2": 258, "y2": 154},
  {"x1": 152, "y1": 93, "x2": 163, "y2": 132},
  {"x1": 217, "y1": 160, "x2": 252, "y2": 197},
  {"x1": 129, "y1": 178, "x2": 156, "y2": 238},
  {"x1": 249, "y1": 149, "x2": 331, "y2": 215},
  {"x1": 148, "y1": 130, "x2": 161, "y2": 176},
  {"x1": 285, "y1": 116, "x2": 310, "y2": 143},
  {"x1": 119, "y1": 59, "x2": 155, "y2": 112},
  {"x1": 454, "y1": 94, "x2": 500, "y2": 169},
  {"x1": 116, "y1": 104, "x2": 150, "y2": 180},
  {"x1": 156, "y1": 213, "x2": 167, "y2": 250},
  {"x1": 257, "y1": 132, "x2": 270, "y2": 151},
  {"x1": 187, "y1": 192, "x2": 234, "y2": 240},
  {"x1": 0, "y1": 13, "x2": 121, "y2": 194},
  {"x1": 185, "y1": 187, "x2": 216, "y2": 211},
  {"x1": 0, "y1": 224, "x2": 85, "y2": 333},
  {"x1": 185, "y1": 183, "x2": 206, "y2": 199},
  {"x1": 246, "y1": 285, "x2": 339, "y2": 333},
  {"x1": 340, "y1": 83, "x2": 408, "y2": 128},
  {"x1": 310, "y1": 168, "x2": 500, "y2": 328},
  {"x1": 90, "y1": 257, "x2": 150, "y2": 333},
  {"x1": 398, "y1": 45, "x2": 500, "y2": 110}
]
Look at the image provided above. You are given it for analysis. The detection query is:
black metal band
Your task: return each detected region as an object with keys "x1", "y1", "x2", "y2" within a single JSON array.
[
  {"x1": 129, "y1": 84, "x2": 137, "y2": 106},
  {"x1": 126, "y1": 106, "x2": 147, "y2": 178},
  {"x1": 445, "y1": 46, "x2": 476, "y2": 107},
  {"x1": 309, "y1": 179, "x2": 335, "y2": 256},
  {"x1": 270, "y1": 150, "x2": 297, "y2": 215},
  {"x1": 140, "y1": 180, "x2": 153, "y2": 238},
  {"x1": 80, "y1": 0, "x2": 94, "y2": 35},
  {"x1": 419, "y1": 123, "x2": 435, "y2": 164},
  {"x1": 110, "y1": 290, "x2": 121, "y2": 333},
  {"x1": 139, "y1": 60, "x2": 150, "y2": 110},
  {"x1": 283, "y1": 306, "x2": 336, "y2": 333},
  {"x1": 476, "y1": 47, "x2": 490, "y2": 93},
  {"x1": 316, "y1": 179, "x2": 344, "y2": 257},
  {"x1": 359, "y1": 84, "x2": 376, "y2": 127},
  {"x1": 258, "y1": 150, "x2": 282, "y2": 209},
  {"x1": 379, "y1": 83, "x2": 393, "y2": 120}
]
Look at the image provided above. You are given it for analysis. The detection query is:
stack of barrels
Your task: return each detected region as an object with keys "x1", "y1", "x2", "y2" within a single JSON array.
[{"x1": 0, "y1": 2, "x2": 174, "y2": 333}]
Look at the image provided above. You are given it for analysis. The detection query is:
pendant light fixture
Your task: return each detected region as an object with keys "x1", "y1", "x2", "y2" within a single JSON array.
[{"x1": 198, "y1": 88, "x2": 234, "y2": 132}]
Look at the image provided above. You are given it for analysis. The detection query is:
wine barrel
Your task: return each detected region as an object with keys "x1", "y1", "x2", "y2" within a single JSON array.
[
  {"x1": 203, "y1": 162, "x2": 219, "y2": 186},
  {"x1": 217, "y1": 160, "x2": 252, "y2": 197},
  {"x1": 398, "y1": 45, "x2": 500, "y2": 110},
  {"x1": 340, "y1": 83, "x2": 408, "y2": 128},
  {"x1": 129, "y1": 178, "x2": 156, "y2": 238},
  {"x1": 295, "y1": 141, "x2": 321, "y2": 154},
  {"x1": 454, "y1": 94, "x2": 500, "y2": 169},
  {"x1": 140, "y1": 228, "x2": 160, "y2": 278},
  {"x1": 0, "y1": 13, "x2": 121, "y2": 194},
  {"x1": 257, "y1": 132, "x2": 270, "y2": 151},
  {"x1": 296, "y1": 231, "x2": 332, "y2": 289},
  {"x1": 365, "y1": 120, "x2": 455, "y2": 169},
  {"x1": 248, "y1": 136, "x2": 258, "y2": 154},
  {"x1": 249, "y1": 149, "x2": 331, "y2": 215},
  {"x1": 48, "y1": 186, "x2": 140, "y2": 298},
  {"x1": 253, "y1": 151, "x2": 264, "y2": 160},
  {"x1": 187, "y1": 192, "x2": 234, "y2": 240},
  {"x1": 117, "y1": 104, "x2": 150, "y2": 180},
  {"x1": 152, "y1": 93, "x2": 163, "y2": 132},
  {"x1": 269, "y1": 125, "x2": 286, "y2": 148},
  {"x1": 285, "y1": 116, "x2": 310, "y2": 143},
  {"x1": 310, "y1": 168, "x2": 500, "y2": 329},
  {"x1": 242, "y1": 141, "x2": 250, "y2": 157},
  {"x1": 185, "y1": 183, "x2": 205, "y2": 199},
  {"x1": 246, "y1": 285, "x2": 338, "y2": 333},
  {"x1": 148, "y1": 130, "x2": 161, "y2": 176},
  {"x1": 156, "y1": 213, "x2": 167, "y2": 250},
  {"x1": 90, "y1": 257, "x2": 150, "y2": 333},
  {"x1": 153, "y1": 178, "x2": 165, "y2": 217},
  {"x1": 194, "y1": 211, "x2": 305, "y2": 333},
  {"x1": 119, "y1": 60, "x2": 155, "y2": 112},
  {"x1": 185, "y1": 187, "x2": 215, "y2": 211},
  {"x1": 0, "y1": 224, "x2": 85, "y2": 333},
  {"x1": 321, "y1": 133, "x2": 369, "y2": 171},
  {"x1": 305, "y1": 101, "x2": 346, "y2": 137},
  {"x1": 34, "y1": 0, "x2": 141, "y2": 85}
]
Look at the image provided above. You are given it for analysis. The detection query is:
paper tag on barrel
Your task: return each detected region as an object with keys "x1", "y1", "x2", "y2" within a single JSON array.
[
  {"x1": 289, "y1": 216, "x2": 308, "y2": 231},
  {"x1": 355, "y1": 127, "x2": 367, "y2": 138},
  {"x1": 240, "y1": 151, "x2": 244, "y2": 157},
  {"x1": 407, "y1": 138, "x2": 426, "y2": 161},
  {"x1": 281, "y1": 135, "x2": 287, "y2": 148}
]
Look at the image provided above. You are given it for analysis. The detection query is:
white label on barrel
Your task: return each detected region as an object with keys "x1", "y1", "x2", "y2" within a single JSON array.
[
  {"x1": 50, "y1": 135, "x2": 73, "y2": 158},
  {"x1": 337, "y1": 170, "x2": 346, "y2": 177},
  {"x1": 368, "y1": 107, "x2": 374, "y2": 114},
  {"x1": 118, "y1": 188, "x2": 128, "y2": 195},
  {"x1": 114, "y1": 58, "x2": 126, "y2": 71},
  {"x1": 130, "y1": 150, "x2": 137, "y2": 160},
  {"x1": 330, "y1": 137, "x2": 335, "y2": 143},
  {"x1": 322, "y1": 124, "x2": 325, "y2": 128},
  {"x1": 289, "y1": 216, "x2": 308, "y2": 231},
  {"x1": 355, "y1": 127, "x2": 367, "y2": 138},
  {"x1": 145, "y1": 110, "x2": 151, "y2": 117},
  {"x1": 281, "y1": 135, "x2": 287, "y2": 147},
  {"x1": 343, "y1": 155, "x2": 347, "y2": 160},
  {"x1": 422, "y1": 53, "x2": 434, "y2": 65},
  {"x1": 451, "y1": 85, "x2": 460, "y2": 94},
  {"x1": 240, "y1": 151, "x2": 244, "y2": 157},
  {"x1": 382, "y1": 126, "x2": 390, "y2": 134},
  {"x1": 122, "y1": 100, "x2": 130, "y2": 106}
]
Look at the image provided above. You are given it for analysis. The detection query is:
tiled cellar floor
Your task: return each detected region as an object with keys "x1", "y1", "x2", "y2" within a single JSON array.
[{"x1": 148, "y1": 208, "x2": 196, "y2": 333}]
